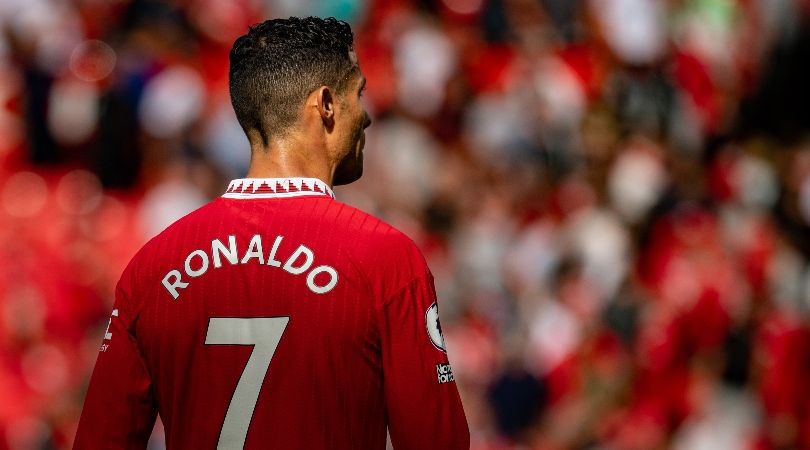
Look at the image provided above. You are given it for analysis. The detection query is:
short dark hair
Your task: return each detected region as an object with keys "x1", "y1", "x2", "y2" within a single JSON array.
[{"x1": 229, "y1": 17, "x2": 356, "y2": 144}]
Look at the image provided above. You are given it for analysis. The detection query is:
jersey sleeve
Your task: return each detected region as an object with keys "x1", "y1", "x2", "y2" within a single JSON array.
[
  {"x1": 73, "y1": 277, "x2": 157, "y2": 450},
  {"x1": 378, "y1": 271, "x2": 470, "y2": 450}
]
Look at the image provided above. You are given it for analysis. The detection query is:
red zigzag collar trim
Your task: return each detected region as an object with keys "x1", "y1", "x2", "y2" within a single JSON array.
[{"x1": 222, "y1": 178, "x2": 335, "y2": 199}]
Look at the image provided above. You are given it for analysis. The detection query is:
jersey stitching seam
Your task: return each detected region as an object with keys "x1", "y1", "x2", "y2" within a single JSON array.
[{"x1": 379, "y1": 271, "x2": 432, "y2": 309}]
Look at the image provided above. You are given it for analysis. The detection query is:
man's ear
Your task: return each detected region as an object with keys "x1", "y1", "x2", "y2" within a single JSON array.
[{"x1": 315, "y1": 86, "x2": 335, "y2": 131}]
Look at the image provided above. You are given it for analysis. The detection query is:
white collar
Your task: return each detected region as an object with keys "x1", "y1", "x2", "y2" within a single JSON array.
[{"x1": 222, "y1": 178, "x2": 335, "y2": 200}]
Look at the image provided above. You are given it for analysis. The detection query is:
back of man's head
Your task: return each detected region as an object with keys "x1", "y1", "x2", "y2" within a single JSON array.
[{"x1": 229, "y1": 17, "x2": 356, "y2": 146}]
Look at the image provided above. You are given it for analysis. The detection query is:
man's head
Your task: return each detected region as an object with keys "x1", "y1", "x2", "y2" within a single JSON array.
[{"x1": 229, "y1": 17, "x2": 370, "y2": 185}]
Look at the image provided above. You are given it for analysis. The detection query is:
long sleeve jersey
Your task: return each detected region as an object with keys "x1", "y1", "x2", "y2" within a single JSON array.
[{"x1": 74, "y1": 177, "x2": 469, "y2": 450}]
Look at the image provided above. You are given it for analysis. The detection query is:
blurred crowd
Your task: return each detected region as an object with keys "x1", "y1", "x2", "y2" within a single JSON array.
[{"x1": 1, "y1": 0, "x2": 810, "y2": 449}]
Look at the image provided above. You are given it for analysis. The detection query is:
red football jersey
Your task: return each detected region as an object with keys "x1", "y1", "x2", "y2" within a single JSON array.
[{"x1": 73, "y1": 178, "x2": 469, "y2": 450}]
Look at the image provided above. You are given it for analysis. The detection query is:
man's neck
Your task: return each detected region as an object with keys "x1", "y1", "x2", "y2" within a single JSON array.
[{"x1": 246, "y1": 140, "x2": 334, "y2": 187}]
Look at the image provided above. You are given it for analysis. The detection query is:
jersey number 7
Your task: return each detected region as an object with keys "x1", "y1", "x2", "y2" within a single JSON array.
[{"x1": 205, "y1": 317, "x2": 290, "y2": 449}]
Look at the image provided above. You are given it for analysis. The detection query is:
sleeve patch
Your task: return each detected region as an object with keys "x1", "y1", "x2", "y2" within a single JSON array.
[{"x1": 425, "y1": 302, "x2": 446, "y2": 353}]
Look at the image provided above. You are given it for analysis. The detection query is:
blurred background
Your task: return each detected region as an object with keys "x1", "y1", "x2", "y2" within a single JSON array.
[{"x1": 1, "y1": 0, "x2": 810, "y2": 449}]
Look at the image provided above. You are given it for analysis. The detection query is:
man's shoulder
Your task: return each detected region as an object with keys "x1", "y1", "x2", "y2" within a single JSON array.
[
  {"x1": 327, "y1": 200, "x2": 421, "y2": 255},
  {"x1": 326, "y1": 201, "x2": 430, "y2": 288},
  {"x1": 325, "y1": 200, "x2": 431, "y2": 301}
]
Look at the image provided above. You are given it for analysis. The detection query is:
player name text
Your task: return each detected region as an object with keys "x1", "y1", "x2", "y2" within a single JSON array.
[{"x1": 162, "y1": 234, "x2": 339, "y2": 299}]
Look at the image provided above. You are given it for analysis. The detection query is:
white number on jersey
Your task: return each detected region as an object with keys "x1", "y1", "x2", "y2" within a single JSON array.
[{"x1": 205, "y1": 317, "x2": 289, "y2": 449}]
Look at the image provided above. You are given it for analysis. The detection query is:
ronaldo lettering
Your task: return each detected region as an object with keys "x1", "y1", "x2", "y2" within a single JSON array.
[{"x1": 161, "y1": 234, "x2": 339, "y2": 299}]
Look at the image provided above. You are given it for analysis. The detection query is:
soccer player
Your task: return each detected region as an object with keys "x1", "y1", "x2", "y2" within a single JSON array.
[{"x1": 73, "y1": 17, "x2": 469, "y2": 450}]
